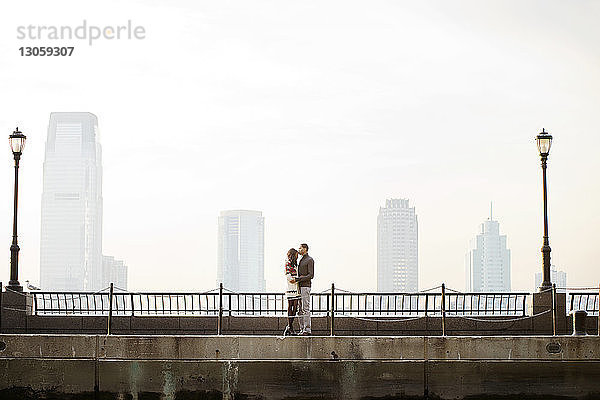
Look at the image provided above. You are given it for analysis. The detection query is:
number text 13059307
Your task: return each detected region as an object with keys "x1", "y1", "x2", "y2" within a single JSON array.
[{"x1": 19, "y1": 47, "x2": 74, "y2": 56}]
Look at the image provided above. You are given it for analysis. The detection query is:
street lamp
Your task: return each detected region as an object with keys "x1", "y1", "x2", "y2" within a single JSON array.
[
  {"x1": 536, "y1": 128, "x2": 552, "y2": 291},
  {"x1": 8, "y1": 127, "x2": 26, "y2": 291}
]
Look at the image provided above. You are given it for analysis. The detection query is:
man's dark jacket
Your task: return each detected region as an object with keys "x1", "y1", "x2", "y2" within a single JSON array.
[{"x1": 297, "y1": 254, "x2": 314, "y2": 287}]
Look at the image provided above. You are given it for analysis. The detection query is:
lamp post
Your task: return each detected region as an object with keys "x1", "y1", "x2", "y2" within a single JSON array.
[
  {"x1": 536, "y1": 128, "x2": 553, "y2": 291},
  {"x1": 8, "y1": 127, "x2": 26, "y2": 292}
]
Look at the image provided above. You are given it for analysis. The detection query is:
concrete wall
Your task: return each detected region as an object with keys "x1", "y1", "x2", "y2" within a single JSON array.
[
  {"x1": 3, "y1": 313, "x2": 599, "y2": 336},
  {"x1": 1, "y1": 335, "x2": 600, "y2": 399}
]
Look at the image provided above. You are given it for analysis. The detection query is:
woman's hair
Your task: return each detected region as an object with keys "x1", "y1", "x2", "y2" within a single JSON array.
[{"x1": 287, "y1": 248, "x2": 298, "y2": 267}]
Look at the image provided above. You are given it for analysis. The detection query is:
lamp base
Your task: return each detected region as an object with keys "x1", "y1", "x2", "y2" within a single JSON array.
[{"x1": 5, "y1": 283, "x2": 23, "y2": 292}]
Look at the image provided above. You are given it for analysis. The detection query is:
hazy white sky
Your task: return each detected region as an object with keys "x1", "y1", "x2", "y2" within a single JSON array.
[{"x1": 0, "y1": 0, "x2": 599, "y2": 293}]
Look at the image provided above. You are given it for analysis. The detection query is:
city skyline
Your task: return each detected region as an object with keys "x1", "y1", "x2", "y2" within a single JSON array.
[
  {"x1": 1, "y1": 1, "x2": 599, "y2": 293},
  {"x1": 11, "y1": 110, "x2": 545, "y2": 294},
  {"x1": 2, "y1": 111, "x2": 591, "y2": 293}
]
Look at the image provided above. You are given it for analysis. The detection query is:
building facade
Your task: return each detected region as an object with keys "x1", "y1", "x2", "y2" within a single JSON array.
[
  {"x1": 377, "y1": 199, "x2": 418, "y2": 292},
  {"x1": 40, "y1": 113, "x2": 104, "y2": 291},
  {"x1": 102, "y1": 255, "x2": 128, "y2": 290},
  {"x1": 535, "y1": 265, "x2": 567, "y2": 293},
  {"x1": 217, "y1": 210, "x2": 265, "y2": 292},
  {"x1": 465, "y1": 213, "x2": 511, "y2": 292}
]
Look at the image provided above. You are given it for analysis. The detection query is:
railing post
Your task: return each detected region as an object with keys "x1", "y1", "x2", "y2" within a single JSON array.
[
  {"x1": 330, "y1": 283, "x2": 335, "y2": 336},
  {"x1": 0, "y1": 281, "x2": 2, "y2": 333},
  {"x1": 218, "y1": 283, "x2": 223, "y2": 335},
  {"x1": 598, "y1": 283, "x2": 600, "y2": 336},
  {"x1": 107, "y1": 282, "x2": 114, "y2": 335},
  {"x1": 228, "y1": 293, "x2": 232, "y2": 317},
  {"x1": 441, "y1": 283, "x2": 446, "y2": 336},
  {"x1": 552, "y1": 283, "x2": 557, "y2": 336},
  {"x1": 130, "y1": 293, "x2": 134, "y2": 317}
]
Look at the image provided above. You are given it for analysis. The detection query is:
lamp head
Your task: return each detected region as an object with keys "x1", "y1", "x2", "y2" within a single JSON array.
[
  {"x1": 536, "y1": 128, "x2": 552, "y2": 157},
  {"x1": 9, "y1": 127, "x2": 26, "y2": 155}
]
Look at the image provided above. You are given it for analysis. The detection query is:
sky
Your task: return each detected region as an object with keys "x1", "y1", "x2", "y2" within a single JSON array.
[{"x1": 0, "y1": 0, "x2": 599, "y2": 293}]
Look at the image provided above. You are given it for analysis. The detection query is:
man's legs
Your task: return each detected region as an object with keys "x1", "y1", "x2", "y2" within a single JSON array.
[
  {"x1": 299, "y1": 286, "x2": 311, "y2": 334},
  {"x1": 298, "y1": 290, "x2": 306, "y2": 333}
]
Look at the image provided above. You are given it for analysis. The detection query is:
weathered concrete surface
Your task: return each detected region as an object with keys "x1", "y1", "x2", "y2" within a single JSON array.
[
  {"x1": 0, "y1": 334, "x2": 97, "y2": 358},
  {"x1": 0, "y1": 291, "x2": 33, "y2": 335},
  {"x1": 5, "y1": 313, "x2": 599, "y2": 336},
  {"x1": 7, "y1": 314, "x2": 599, "y2": 336},
  {"x1": 427, "y1": 360, "x2": 600, "y2": 399},
  {"x1": 2, "y1": 334, "x2": 598, "y2": 361},
  {"x1": 1, "y1": 335, "x2": 600, "y2": 399},
  {"x1": 2, "y1": 359, "x2": 600, "y2": 399},
  {"x1": 533, "y1": 291, "x2": 568, "y2": 335},
  {"x1": 0, "y1": 358, "x2": 95, "y2": 396}
]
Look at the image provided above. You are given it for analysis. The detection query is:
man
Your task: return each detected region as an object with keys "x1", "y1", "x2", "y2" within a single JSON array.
[{"x1": 295, "y1": 243, "x2": 314, "y2": 335}]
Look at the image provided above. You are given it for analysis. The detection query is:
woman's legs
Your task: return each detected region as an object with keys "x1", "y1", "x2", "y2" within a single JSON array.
[{"x1": 287, "y1": 299, "x2": 298, "y2": 329}]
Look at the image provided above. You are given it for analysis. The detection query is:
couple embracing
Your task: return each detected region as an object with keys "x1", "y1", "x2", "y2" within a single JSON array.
[{"x1": 283, "y1": 243, "x2": 314, "y2": 336}]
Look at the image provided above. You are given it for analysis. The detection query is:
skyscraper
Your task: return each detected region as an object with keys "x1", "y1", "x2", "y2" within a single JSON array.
[
  {"x1": 217, "y1": 210, "x2": 265, "y2": 292},
  {"x1": 377, "y1": 199, "x2": 418, "y2": 292},
  {"x1": 535, "y1": 265, "x2": 567, "y2": 293},
  {"x1": 40, "y1": 112, "x2": 103, "y2": 291},
  {"x1": 465, "y1": 206, "x2": 511, "y2": 292},
  {"x1": 102, "y1": 255, "x2": 128, "y2": 291}
]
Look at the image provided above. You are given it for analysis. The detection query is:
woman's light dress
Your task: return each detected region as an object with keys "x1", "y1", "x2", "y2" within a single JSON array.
[{"x1": 285, "y1": 260, "x2": 300, "y2": 300}]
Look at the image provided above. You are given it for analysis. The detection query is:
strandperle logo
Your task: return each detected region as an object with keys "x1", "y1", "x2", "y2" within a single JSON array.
[{"x1": 16, "y1": 20, "x2": 146, "y2": 45}]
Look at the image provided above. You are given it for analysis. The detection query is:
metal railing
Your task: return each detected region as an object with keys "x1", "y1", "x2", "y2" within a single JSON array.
[
  {"x1": 3, "y1": 282, "x2": 596, "y2": 337},
  {"x1": 332, "y1": 292, "x2": 527, "y2": 316},
  {"x1": 568, "y1": 292, "x2": 599, "y2": 316},
  {"x1": 32, "y1": 287, "x2": 528, "y2": 317},
  {"x1": 33, "y1": 292, "x2": 221, "y2": 316}
]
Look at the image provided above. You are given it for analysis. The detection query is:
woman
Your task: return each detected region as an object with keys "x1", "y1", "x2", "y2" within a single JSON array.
[{"x1": 283, "y1": 248, "x2": 300, "y2": 336}]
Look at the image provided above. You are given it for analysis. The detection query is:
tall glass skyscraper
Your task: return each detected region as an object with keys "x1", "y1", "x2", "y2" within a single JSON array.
[
  {"x1": 377, "y1": 199, "x2": 418, "y2": 292},
  {"x1": 217, "y1": 210, "x2": 265, "y2": 292},
  {"x1": 40, "y1": 112, "x2": 103, "y2": 291},
  {"x1": 465, "y1": 209, "x2": 511, "y2": 292}
]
